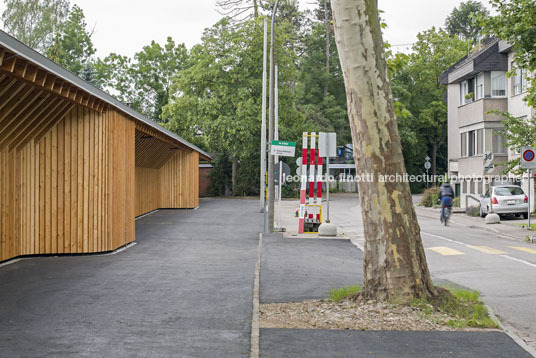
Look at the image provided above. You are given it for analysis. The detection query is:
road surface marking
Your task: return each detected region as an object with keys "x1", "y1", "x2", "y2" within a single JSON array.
[
  {"x1": 509, "y1": 246, "x2": 536, "y2": 255},
  {"x1": 467, "y1": 245, "x2": 506, "y2": 255},
  {"x1": 428, "y1": 246, "x2": 464, "y2": 256},
  {"x1": 422, "y1": 231, "x2": 536, "y2": 268}
]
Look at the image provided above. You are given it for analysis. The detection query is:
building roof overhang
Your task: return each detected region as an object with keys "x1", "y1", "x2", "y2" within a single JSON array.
[{"x1": 0, "y1": 30, "x2": 211, "y2": 161}]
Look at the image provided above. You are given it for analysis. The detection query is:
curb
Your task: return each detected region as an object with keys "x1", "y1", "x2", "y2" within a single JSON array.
[{"x1": 250, "y1": 233, "x2": 262, "y2": 358}]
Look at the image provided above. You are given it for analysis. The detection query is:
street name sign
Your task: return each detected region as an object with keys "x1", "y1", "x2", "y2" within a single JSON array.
[
  {"x1": 271, "y1": 140, "x2": 296, "y2": 157},
  {"x1": 521, "y1": 147, "x2": 536, "y2": 169}
]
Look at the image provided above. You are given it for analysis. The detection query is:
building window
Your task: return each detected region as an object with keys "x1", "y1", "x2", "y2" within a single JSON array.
[
  {"x1": 492, "y1": 129, "x2": 506, "y2": 154},
  {"x1": 468, "y1": 130, "x2": 475, "y2": 156},
  {"x1": 512, "y1": 65, "x2": 528, "y2": 96},
  {"x1": 476, "y1": 73, "x2": 484, "y2": 100},
  {"x1": 477, "y1": 129, "x2": 483, "y2": 154},
  {"x1": 491, "y1": 71, "x2": 506, "y2": 97},
  {"x1": 460, "y1": 81, "x2": 468, "y2": 104},
  {"x1": 461, "y1": 132, "x2": 467, "y2": 157},
  {"x1": 460, "y1": 79, "x2": 475, "y2": 104}
]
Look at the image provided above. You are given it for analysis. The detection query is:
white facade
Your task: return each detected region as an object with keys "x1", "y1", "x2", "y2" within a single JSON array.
[{"x1": 444, "y1": 40, "x2": 534, "y2": 210}]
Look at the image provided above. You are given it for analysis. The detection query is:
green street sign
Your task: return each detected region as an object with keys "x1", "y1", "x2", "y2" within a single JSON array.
[
  {"x1": 271, "y1": 140, "x2": 296, "y2": 157},
  {"x1": 272, "y1": 140, "x2": 296, "y2": 147}
]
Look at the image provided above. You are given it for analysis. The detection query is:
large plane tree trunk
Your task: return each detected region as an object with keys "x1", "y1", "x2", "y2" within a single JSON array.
[{"x1": 331, "y1": 0, "x2": 438, "y2": 302}]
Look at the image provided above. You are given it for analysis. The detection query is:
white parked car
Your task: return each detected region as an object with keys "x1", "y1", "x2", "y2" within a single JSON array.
[{"x1": 480, "y1": 185, "x2": 528, "y2": 218}]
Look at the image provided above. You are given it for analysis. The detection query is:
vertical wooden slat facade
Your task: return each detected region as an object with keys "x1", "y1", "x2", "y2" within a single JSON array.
[{"x1": 0, "y1": 39, "x2": 206, "y2": 262}]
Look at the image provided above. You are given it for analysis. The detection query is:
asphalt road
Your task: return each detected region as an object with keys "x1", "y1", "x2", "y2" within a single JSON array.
[{"x1": 419, "y1": 214, "x2": 536, "y2": 350}]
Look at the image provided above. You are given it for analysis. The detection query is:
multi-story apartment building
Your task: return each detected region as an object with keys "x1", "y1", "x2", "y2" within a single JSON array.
[{"x1": 441, "y1": 39, "x2": 535, "y2": 209}]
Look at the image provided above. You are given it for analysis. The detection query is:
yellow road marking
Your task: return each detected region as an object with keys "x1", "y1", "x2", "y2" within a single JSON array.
[
  {"x1": 509, "y1": 246, "x2": 536, "y2": 255},
  {"x1": 428, "y1": 247, "x2": 464, "y2": 256},
  {"x1": 467, "y1": 245, "x2": 506, "y2": 255}
]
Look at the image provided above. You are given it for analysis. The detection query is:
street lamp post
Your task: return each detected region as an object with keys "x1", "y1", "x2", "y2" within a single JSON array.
[
  {"x1": 267, "y1": 0, "x2": 279, "y2": 233},
  {"x1": 259, "y1": 18, "x2": 267, "y2": 214}
]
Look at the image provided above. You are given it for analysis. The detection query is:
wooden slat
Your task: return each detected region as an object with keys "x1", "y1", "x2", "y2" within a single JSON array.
[
  {"x1": 10, "y1": 97, "x2": 65, "y2": 152},
  {"x1": 33, "y1": 102, "x2": 75, "y2": 143}
]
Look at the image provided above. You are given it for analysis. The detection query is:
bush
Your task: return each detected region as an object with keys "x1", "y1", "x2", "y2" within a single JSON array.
[
  {"x1": 420, "y1": 186, "x2": 440, "y2": 207},
  {"x1": 452, "y1": 196, "x2": 460, "y2": 208},
  {"x1": 466, "y1": 206, "x2": 480, "y2": 217}
]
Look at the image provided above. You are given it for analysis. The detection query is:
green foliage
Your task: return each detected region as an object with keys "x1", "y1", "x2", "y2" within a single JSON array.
[
  {"x1": 296, "y1": 19, "x2": 351, "y2": 144},
  {"x1": 410, "y1": 286, "x2": 498, "y2": 328},
  {"x1": 420, "y1": 187, "x2": 440, "y2": 207},
  {"x1": 45, "y1": 4, "x2": 95, "y2": 77},
  {"x1": 162, "y1": 17, "x2": 308, "y2": 195},
  {"x1": 1, "y1": 0, "x2": 69, "y2": 52},
  {"x1": 436, "y1": 286, "x2": 498, "y2": 328},
  {"x1": 206, "y1": 153, "x2": 232, "y2": 196},
  {"x1": 96, "y1": 37, "x2": 189, "y2": 120},
  {"x1": 328, "y1": 284, "x2": 362, "y2": 302},
  {"x1": 452, "y1": 196, "x2": 460, "y2": 208},
  {"x1": 466, "y1": 206, "x2": 480, "y2": 217},
  {"x1": 387, "y1": 28, "x2": 469, "y2": 190},
  {"x1": 490, "y1": 112, "x2": 536, "y2": 175},
  {"x1": 445, "y1": 0, "x2": 489, "y2": 43}
]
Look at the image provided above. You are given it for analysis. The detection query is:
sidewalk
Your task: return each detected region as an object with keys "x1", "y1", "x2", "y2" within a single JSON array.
[
  {"x1": 0, "y1": 199, "x2": 262, "y2": 357},
  {"x1": 259, "y1": 232, "x2": 531, "y2": 357}
]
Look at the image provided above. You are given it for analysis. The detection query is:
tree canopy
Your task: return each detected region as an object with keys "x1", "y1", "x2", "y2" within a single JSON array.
[
  {"x1": 1, "y1": 0, "x2": 69, "y2": 52},
  {"x1": 445, "y1": 0, "x2": 489, "y2": 43}
]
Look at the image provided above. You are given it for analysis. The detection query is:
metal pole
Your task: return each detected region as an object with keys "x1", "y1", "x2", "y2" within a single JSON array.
[
  {"x1": 267, "y1": 0, "x2": 279, "y2": 233},
  {"x1": 277, "y1": 161, "x2": 282, "y2": 229},
  {"x1": 260, "y1": 18, "x2": 268, "y2": 213},
  {"x1": 529, "y1": 169, "x2": 531, "y2": 228},
  {"x1": 326, "y1": 155, "x2": 330, "y2": 222},
  {"x1": 489, "y1": 178, "x2": 493, "y2": 213},
  {"x1": 274, "y1": 64, "x2": 279, "y2": 164}
]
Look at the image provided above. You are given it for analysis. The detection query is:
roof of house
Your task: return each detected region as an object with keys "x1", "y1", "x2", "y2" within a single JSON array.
[
  {"x1": 440, "y1": 38, "x2": 508, "y2": 85},
  {"x1": 0, "y1": 30, "x2": 211, "y2": 160}
]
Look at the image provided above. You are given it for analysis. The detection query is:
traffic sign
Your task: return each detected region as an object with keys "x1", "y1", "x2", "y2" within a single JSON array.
[
  {"x1": 521, "y1": 147, "x2": 536, "y2": 169},
  {"x1": 483, "y1": 152, "x2": 494, "y2": 162},
  {"x1": 424, "y1": 161, "x2": 431, "y2": 170},
  {"x1": 485, "y1": 163, "x2": 495, "y2": 173},
  {"x1": 274, "y1": 162, "x2": 291, "y2": 185},
  {"x1": 318, "y1": 132, "x2": 337, "y2": 157},
  {"x1": 271, "y1": 140, "x2": 296, "y2": 157},
  {"x1": 425, "y1": 156, "x2": 430, "y2": 162}
]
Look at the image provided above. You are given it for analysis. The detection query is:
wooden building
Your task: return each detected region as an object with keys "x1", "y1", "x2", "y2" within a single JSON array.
[{"x1": 0, "y1": 31, "x2": 210, "y2": 262}]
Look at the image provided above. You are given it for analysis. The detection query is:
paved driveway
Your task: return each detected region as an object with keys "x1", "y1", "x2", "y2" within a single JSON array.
[{"x1": 0, "y1": 198, "x2": 262, "y2": 357}]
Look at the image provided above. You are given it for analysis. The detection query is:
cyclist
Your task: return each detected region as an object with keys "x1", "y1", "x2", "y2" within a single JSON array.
[{"x1": 439, "y1": 181, "x2": 454, "y2": 224}]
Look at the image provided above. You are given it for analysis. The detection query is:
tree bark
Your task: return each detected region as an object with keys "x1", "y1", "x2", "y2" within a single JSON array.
[
  {"x1": 331, "y1": 0, "x2": 437, "y2": 302},
  {"x1": 432, "y1": 139, "x2": 437, "y2": 180},
  {"x1": 323, "y1": 0, "x2": 331, "y2": 97},
  {"x1": 232, "y1": 158, "x2": 238, "y2": 195}
]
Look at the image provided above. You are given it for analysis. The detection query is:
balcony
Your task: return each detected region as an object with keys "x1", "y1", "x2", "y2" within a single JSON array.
[
  {"x1": 458, "y1": 98, "x2": 507, "y2": 128},
  {"x1": 458, "y1": 154, "x2": 508, "y2": 176}
]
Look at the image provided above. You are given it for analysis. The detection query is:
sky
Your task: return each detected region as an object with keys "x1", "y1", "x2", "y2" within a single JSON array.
[{"x1": 0, "y1": 0, "x2": 494, "y2": 58}]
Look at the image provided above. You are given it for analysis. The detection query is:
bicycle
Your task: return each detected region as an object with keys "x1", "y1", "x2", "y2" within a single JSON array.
[
  {"x1": 440, "y1": 197, "x2": 453, "y2": 226},
  {"x1": 441, "y1": 205, "x2": 452, "y2": 226}
]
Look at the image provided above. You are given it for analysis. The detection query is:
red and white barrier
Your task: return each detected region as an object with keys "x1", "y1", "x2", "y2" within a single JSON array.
[
  {"x1": 298, "y1": 132, "x2": 324, "y2": 233},
  {"x1": 298, "y1": 132, "x2": 308, "y2": 233}
]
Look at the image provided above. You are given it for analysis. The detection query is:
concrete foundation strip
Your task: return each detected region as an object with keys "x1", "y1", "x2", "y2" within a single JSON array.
[{"x1": 250, "y1": 232, "x2": 262, "y2": 358}]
